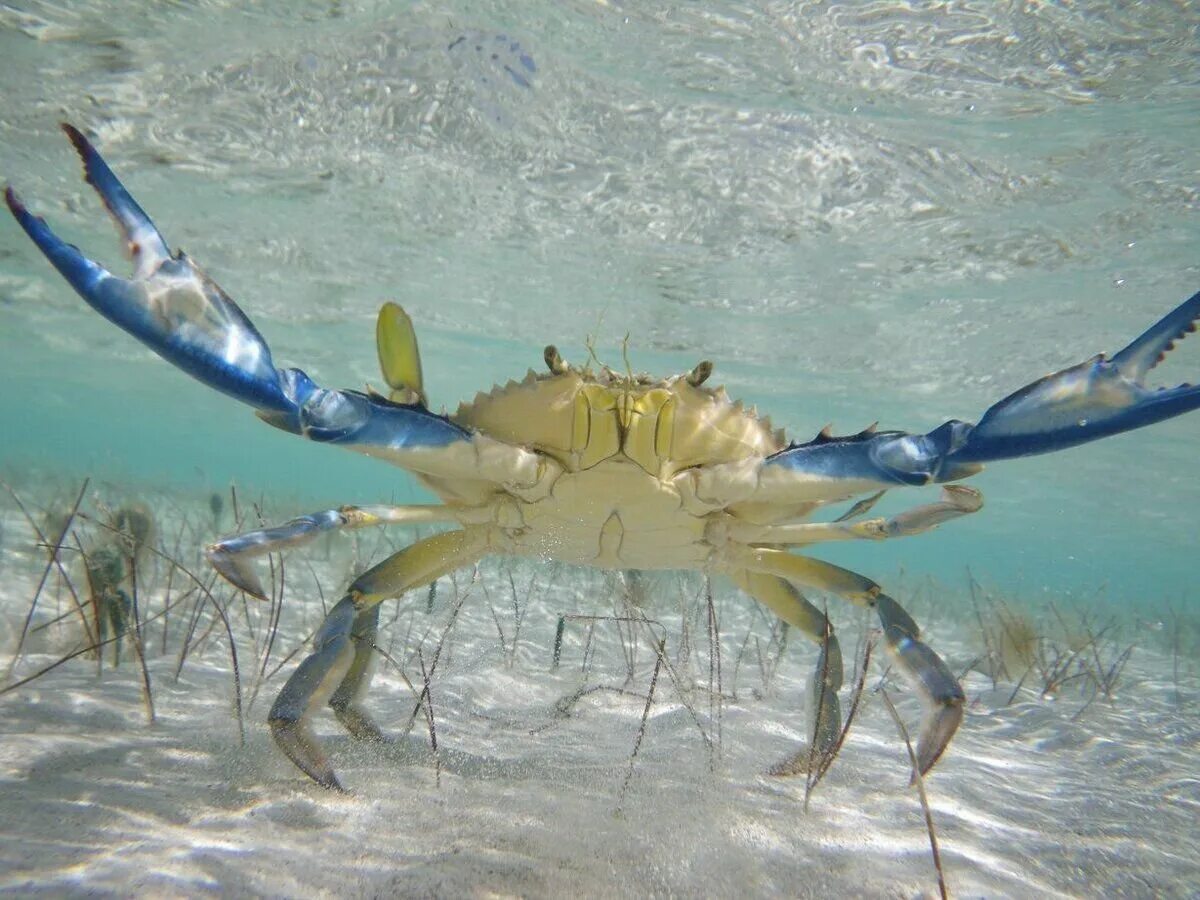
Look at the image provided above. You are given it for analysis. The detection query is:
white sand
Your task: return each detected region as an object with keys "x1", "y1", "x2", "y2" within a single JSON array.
[{"x1": 0, "y1": 497, "x2": 1196, "y2": 899}]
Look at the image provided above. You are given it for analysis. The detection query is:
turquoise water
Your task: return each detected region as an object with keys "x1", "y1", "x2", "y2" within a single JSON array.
[
  {"x1": 2, "y1": 1, "x2": 1198, "y2": 602},
  {"x1": 0, "y1": 3, "x2": 1198, "y2": 897}
]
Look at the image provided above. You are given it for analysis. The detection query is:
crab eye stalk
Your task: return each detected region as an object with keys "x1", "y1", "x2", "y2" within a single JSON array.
[
  {"x1": 687, "y1": 359, "x2": 713, "y2": 386},
  {"x1": 544, "y1": 344, "x2": 569, "y2": 375}
]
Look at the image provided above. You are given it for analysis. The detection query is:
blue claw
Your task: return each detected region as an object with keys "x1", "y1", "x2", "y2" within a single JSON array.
[
  {"x1": 7, "y1": 125, "x2": 470, "y2": 455},
  {"x1": 6, "y1": 172, "x2": 290, "y2": 414},
  {"x1": 766, "y1": 290, "x2": 1200, "y2": 487},
  {"x1": 765, "y1": 421, "x2": 978, "y2": 490},
  {"x1": 61, "y1": 123, "x2": 170, "y2": 279},
  {"x1": 277, "y1": 382, "x2": 470, "y2": 450},
  {"x1": 948, "y1": 289, "x2": 1200, "y2": 465}
]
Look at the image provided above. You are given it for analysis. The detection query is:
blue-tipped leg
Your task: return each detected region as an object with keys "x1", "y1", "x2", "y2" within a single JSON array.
[
  {"x1": 6, "y1": 125, "x2": 470, "y2": 456},
  {"x1": 875, "y1": 594, "x2": 963, "y2": 776},
  {"x1": 207, "y1": 503, "x2": 457, "y2": 600}
]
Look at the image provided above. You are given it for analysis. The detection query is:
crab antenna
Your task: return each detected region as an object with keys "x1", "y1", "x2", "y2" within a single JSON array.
[{"x1": 584, "y1": 333, "x2": 604, "y2": 373}]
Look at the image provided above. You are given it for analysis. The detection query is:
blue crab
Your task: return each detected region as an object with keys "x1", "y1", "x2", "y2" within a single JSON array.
[{"x1": 7, "y1": 125, "x2": 1200, "y2": 791}]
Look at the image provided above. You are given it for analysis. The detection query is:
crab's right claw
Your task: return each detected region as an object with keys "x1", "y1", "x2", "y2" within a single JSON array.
[{"x1": 947, "y1": 289, "x2": 1200, "y2": 466}]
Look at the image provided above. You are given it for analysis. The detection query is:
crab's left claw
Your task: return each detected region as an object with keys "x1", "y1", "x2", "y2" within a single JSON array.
[
  {"x1": 6, "y1": 124, "x2": 293, "y2": 416},
  {"x1": 946, "y1": 289, "x2": 1200, "y2": 467},
  {"x1": 7, "y1": 126, "x2": 487, "y2": 477}
]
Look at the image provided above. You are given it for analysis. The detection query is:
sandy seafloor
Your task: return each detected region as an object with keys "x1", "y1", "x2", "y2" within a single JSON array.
[
  {"x1": 0, "y1": 492, "x2": 1196, "y2": 900},
  {"x1": 1, "y1": 0, "x2": 1199, "y2": 897}
]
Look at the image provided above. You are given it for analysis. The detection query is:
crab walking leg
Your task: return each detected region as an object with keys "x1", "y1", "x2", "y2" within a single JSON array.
[
  {"x1": 207, "y1": 504, "x2": 459, "y2": 600},
  {"x1": 727, "y1": 546, "x2": 963, "y2": 775},
  {"x1": 269, "y1": 528, "x2": 488, "y2": 791},
  {"x1": 731, "y1": 571, "x2": 842, "y2": 770},
  {"x1": 728, "y1": 485, "x2": 982, "y2": 547},
  {"x1": 328, "y1": 604, "x2": 384, "y2": 741}
]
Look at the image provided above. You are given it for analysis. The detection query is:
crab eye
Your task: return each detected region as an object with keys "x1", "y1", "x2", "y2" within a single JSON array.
[
  {"x1": 544, "y1": 344, "x2": 569, "y2": 374},
  {"x1": 687, "y1": 360, "x2": 713, "y2": 386}
]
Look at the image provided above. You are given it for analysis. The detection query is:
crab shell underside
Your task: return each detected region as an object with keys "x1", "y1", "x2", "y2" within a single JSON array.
[{"x1": 414, "y1": 358, "x2": 816, "y2": 572}]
